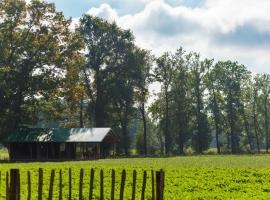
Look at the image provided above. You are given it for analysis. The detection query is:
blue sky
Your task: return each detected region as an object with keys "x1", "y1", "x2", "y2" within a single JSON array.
[
  {"x1": 45, "y1": 0, "x2": 206, "y2": 17},
  {"x1": 45, "y1": 0, "x2": 270, "y2": 73}
]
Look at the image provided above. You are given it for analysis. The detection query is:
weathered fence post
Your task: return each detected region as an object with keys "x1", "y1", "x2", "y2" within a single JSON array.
[
  {"x1": 79, "y1": 168, "x2": 84, "y2": 200},
  {"x1": 151, "y1": 170, "x2": 155, "y2": 200},
  {"x1": 38, "y1": 168, "x2": 43, "y2": 200},
  {"x1": 48, "y1": 169, "x2": 55, "y2": 200},
  {"x1": 6, "y1": 171, "x2": 9, "y2": 200},
  {"x1": 27, "y1": 171, "x2": 31, "y2": 200},
  {"x1": 119, "y1": 169, "x2": 126, "y2": 200},
  {"x1": 89, "y1": 168, "x2": 94, "y2": 200},
  {"x1": 111, "y1": 169, "x2": 115, "y2": 200},
  {"x1": 59, "y1": 169, "x2": 62, "y2": 200},
  {"x1": 68, "y1": 168, "x2": 72, "y2": 200},
  {"x1": 156, "y1": 170, "x2": 165, "y2": 200},
  {"x1": 100, "y1": 169, "x2": 104, "y2": 200},
  {"x1": 141, "y1": 171, "x2": 147, "y2": 200},
  {"x1": 9, "y1": 169, "x2": 20, "y2": 200},
  {"x1": 161, "y1": 170, "x2": 165, "y2": 199},
  {"x1": 131, "y1": 170, "x2": 137, "y2": 200},
  {"x1": 0, "y1": 171, "x2": 1, "y2": 192}
]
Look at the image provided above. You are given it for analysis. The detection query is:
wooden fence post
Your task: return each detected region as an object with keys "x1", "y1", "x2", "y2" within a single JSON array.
[
  {"x1": 100, "y1": 169, "x2": 104, "y2": 200},
  {"x1": 111, "y1": 169, "x2": 115, "y2": 200},
  {"x1": 151, "y1": 170, "x2": 155, "y2": 200},
  {"x1": 6, "y1": 171, "x2": 9, "y2": 200},
  {"x1": 156, "y1": 171, "x2": 161, "y2": 200},
  {"x1": 27, "y1": 171, "x2": 31, "y2": 200},
  {"x1": 48, "y1": 169, "x2": 55, "y2": 200},
  {"x1": 0, "y1": 171, "x2": 1, "y2": 192},
  {"x1": 79, "y1": 168, "x2": 84, "y2": 200},
  {"x1": 119, "y1": 169, "x2": 126, "y2": 200},
  {"x1": 9, "y1": 169, "x2": 20, "y2": 200},
  {"x1": 156, "y1": 170, "x2": 165, "y2": 200},
  {"x1": 131, "y1": 170, "x2": 137, "y2": 200},
  {"x1": 59, "y1": 169, "x2": 62, "y2": 200},
  {"x1": 89, "y1": 168, "x2": 94, "y2": 200},
  {"x1": 160, "y1": 170, "x2": 165, "y2": 199},
  {"x1": 38, "y1": 168, "x2": 43, "y2": 200},
  {"x1": 141, "y1": 171, "x2": 147, "y2": 200},
  {"x1": 68, "y1": 168, "x2": 72, "y2": 200}
]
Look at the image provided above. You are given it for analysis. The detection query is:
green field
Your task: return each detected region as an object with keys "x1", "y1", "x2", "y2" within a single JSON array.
[{"x1": 1, "y1": 155, "x2": 270, "y2": 199}]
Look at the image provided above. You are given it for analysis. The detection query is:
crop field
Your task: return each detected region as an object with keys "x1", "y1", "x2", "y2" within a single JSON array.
[{"x1": 1, "y1": 155, "x2": 270, "y2": 199}]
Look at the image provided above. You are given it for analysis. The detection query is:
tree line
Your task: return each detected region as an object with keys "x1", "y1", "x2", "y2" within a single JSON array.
[{"x1": 1, "y1": 0, "x2": 270, "y2": 155}]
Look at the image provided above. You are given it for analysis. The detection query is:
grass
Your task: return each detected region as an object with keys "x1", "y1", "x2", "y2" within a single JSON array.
[{"x1": 1, "y1": 155, "x2": 270, "y2": 199}]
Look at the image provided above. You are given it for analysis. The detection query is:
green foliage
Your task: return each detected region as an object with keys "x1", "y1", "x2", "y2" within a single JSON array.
[{"x1": 0, "y1": 0, "x2": 83, "y2": 138}]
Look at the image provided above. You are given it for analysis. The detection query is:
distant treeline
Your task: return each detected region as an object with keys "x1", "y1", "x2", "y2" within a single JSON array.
[{"x1": 0, "y1": 0, "x2": 269, "y2": 155}]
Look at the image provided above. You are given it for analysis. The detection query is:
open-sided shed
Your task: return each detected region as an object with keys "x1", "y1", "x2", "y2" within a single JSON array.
[{"x1": 5, "y1": 128, "x2": 116, "y2": 161}]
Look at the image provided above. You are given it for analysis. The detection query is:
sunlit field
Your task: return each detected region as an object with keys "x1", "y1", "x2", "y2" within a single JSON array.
[{"x1": 1, "y1": 155, "x2": 270, "y2": 199}]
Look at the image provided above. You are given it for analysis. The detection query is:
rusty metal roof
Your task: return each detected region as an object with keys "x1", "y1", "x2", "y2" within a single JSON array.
[{"x1": 6, "y1": 128, "x2": 112, "y2": 143}]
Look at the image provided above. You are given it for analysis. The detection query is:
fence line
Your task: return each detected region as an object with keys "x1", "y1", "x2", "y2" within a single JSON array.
[{"x1": 1, "y1": 168, "x2": 165, "y2": 200}]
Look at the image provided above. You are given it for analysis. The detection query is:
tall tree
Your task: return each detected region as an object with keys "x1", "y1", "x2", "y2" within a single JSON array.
[
  {"x1": 206, "y1": 59, "x2": 222, "y2": 154},
  {"x1": 134, "y1": 48, "x2": 152, "y2": 155},
  {"x1": 0, "y1": 0, "x2": 83, "y2": 139},
  {"x1": 171, "y1": 48, "x2": 191, "y2": 155},
  {"x1": 260, "y1": 74, "x2": 270, "y2": 152},
  {"x1": 79, "y1": 15, "x2": 136, "y2": 128},
  {"x1": 190, "y1": 54, "x2": 210, "y2": 153},
  {"x1": 154, "y1": 53, "x2": 175, "y2": 154},
  {"x1": 252, "y1": 76, "x2": 261, "y2": 152},
  {"x1": 215, "y1": 61, "x2": 250, "y2": 154}
]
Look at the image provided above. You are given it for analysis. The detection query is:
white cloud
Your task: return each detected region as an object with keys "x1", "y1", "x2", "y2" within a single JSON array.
[
  {"x1": 85, "y1": 0, "x2": 270, "y2": 73},
  {"x1": 87, "y1": 4, "x2": 118, "y2": 23}
]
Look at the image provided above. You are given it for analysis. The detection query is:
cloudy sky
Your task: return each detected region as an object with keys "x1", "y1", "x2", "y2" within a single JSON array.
[{"x1": 45, "y1": 0, "x2": 270, "y2": 73}]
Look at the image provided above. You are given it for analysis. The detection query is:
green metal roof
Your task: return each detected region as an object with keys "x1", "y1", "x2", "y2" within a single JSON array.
[{"x1": 6, "y1": 128, "x2": 112, "y2": 143}]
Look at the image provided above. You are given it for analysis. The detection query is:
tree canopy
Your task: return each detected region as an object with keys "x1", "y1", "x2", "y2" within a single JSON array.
[{"x1": 1, "y1": 0, "x2": 270, "y2": 155}]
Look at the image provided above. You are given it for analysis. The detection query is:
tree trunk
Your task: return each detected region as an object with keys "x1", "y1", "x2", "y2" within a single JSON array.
[
  {"x1": 94, "y1": 69, "x2": 106, "y2": 127},
  {"x1": 212, "y1": 91, "x2": 221, "y2": 154},
  {"x1": 140, "y1": 103, "x2": 147, "y2": 155},
  {"x1": 253, "y1": 91, "x2": 260, "y2": 153},
  {"x1": 228, "y1": 89, "x2": 239, "y2": 154},
  {"x1": 79, "y1": 97, "x2": 84, "y2": 128},
  {"x1": 164, "y1": 89, "x2": 171, "y2": 155},
  {"x1": 241, "y1": 107, "x2": 254, "y2": 151},
  {"x1": 195, "y1": 77, "x2": 204, "y2": 154}
]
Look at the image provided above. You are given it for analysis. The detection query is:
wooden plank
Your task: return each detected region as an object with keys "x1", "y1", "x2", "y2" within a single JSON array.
[
  {"x1": 131, "y1": 170, "x2": 137, "y2": 200},
  {"x1": 151, "y1": 170, "x2": 155, "y2": 200},
  {"x1": 27, "y1": 171, "x2": 31, "y2": 200},
  {"x1": 141, "y1": 171, "x2": 147, "y2": 200},
  {"x1": 89, "y1": 168, "x2": 94, "y2": 200},
  {"x1": 48, "y1": 169, "x2": 55, "y2": 200},
  {"x1": 100, "y1": 169, "x2": 104, "y2": 200},
  {"x1": 68, "y1": 168, "x2": 72, "y2": 200},
  {"x1": 59, "y1": 169, "x2": 62, "y2": 200},
  {"x1": 38, "y1": 168, "x2": 43, "y2": 200},
  {"x1": 119, "y1": 169, "x2": 126, "y2": 200},
  {"x1": 79, "y1": 168, "x2": 84, "y2": 200},
  {"x1": 111, "y1": 169, "x2": 115, "y2": 200},
  {"x1": 9, "y1": 169, "x2": 20, "y2": 200}
]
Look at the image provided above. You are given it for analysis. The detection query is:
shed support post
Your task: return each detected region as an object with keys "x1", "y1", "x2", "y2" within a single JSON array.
[
  {"x1": 97, "y1": 144, "x2": 100, "y2": 159},
  {"x1": 30, "y1": 143, "x2": 32, "y2": 160}
]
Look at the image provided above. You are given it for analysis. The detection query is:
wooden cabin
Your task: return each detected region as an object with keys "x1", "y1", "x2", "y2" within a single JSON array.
[{"x1": 5, "y1": 128, "x2": 116, "y2": 161}]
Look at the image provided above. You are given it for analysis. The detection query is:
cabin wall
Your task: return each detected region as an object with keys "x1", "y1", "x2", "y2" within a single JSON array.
[{"x1": 8, "y1": 142, "x2": 109, "y2": 161}]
